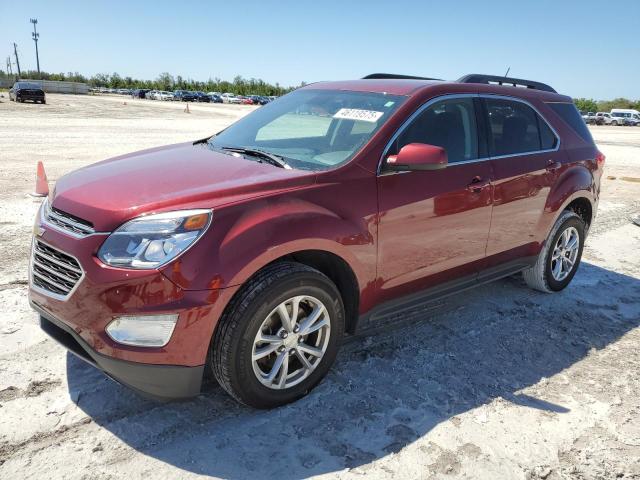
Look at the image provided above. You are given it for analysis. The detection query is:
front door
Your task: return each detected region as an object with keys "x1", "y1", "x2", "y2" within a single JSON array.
[{"x1": 377, "y1": 96, "x2": 493, "y2": 304}]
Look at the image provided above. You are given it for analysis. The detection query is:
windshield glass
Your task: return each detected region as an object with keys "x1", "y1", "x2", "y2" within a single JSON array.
[{"x1": 208, "y1": 89, "x2": 405, "y2": 170}]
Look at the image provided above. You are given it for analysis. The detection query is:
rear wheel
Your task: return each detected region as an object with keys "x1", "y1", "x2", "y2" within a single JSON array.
[
  {"x1": 211, "y1": 262, "x2": 345, "y2": 408},
  {"x1": 611, "y1": 121, "x2": 618, "y2": 126},
  {"x1": 523, "y1": 210, "x2": 585, "y2": 292}
]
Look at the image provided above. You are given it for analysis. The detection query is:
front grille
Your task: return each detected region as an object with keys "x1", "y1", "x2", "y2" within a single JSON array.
[
  {"x1": 45, "y1": 203, "x2": 95, "y2": 237},
  {"x1": 31, "y1": 240, "x2": 83, "y2": 297}
]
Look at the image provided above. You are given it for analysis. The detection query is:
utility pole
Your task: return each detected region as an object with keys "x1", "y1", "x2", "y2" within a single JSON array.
[
  {"x1": 6, "y1": 56, "x2": 13, "y2": 76},
  {"x1": 30, "y1": 18, "x2": 40, "y2": 74},
  {"x1": 13, "y1": 43, "x2": 21, "y2": 77}
]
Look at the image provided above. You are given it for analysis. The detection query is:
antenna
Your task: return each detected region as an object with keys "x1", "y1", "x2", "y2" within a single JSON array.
[
  {"x1": 504, "y1": 67, "x2": 511, "y2": 77},
  {"x1": 30, "y1": 18, "x2": 40, "y2": 74},
  {"x1": 13, "y1": 43, "x2": 21, "y2": 77}
]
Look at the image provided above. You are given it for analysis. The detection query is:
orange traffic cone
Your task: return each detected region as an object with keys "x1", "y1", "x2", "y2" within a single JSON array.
[
  {"x1": 184, "y1": 103, "x2": 190, "y2": 113},
  {"x1": 31, "y1": 161, "x2": 49, "y2": 197}
]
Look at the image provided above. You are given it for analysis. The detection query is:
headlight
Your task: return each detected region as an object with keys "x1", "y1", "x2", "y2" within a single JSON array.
[{"x1": 98, "y1": 209, "x2": 212, "y2": 269}]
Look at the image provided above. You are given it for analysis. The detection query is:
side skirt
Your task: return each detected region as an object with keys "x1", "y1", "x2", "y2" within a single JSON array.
[{"x1": 354, "y1": 257, "x2": 536, "y2": 337}]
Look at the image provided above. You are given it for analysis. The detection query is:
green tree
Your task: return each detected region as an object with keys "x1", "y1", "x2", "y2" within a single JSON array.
[
  {"x1": 597, "y1": 98, "x2": 636, "y2": 112},
  {"x1": 573, "y1": 98, "x2": 598, "y2": 113}
]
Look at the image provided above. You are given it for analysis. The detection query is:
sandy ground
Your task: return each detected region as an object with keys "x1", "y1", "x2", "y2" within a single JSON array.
[{"x1": 0, "y1": 93, "x2": 639, "y2": 479}]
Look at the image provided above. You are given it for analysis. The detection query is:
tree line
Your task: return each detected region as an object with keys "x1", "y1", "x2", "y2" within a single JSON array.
[
  {"x1": 1, "y1": 69, "x2": 637, "y2": 108},
  {"x1": 0, "y1": 70, "x2": 298, "y2": 96},
  {"x1": 573, "y1": 97, "x2": 640, "y2": 113}
]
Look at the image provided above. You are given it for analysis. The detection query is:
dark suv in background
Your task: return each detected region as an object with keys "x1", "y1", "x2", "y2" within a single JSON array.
[
  {"x1": 30, "y1": 73, "x2": 602, "y2": 408},
  {"x1": 173, "y1": 90, "x2": 198, "y2": 102},
  {"x1": 9, "y1": 82, "x2": 46, "y2": 104},
  {"x1": 131, "y1": 88, "x2": 151, "y2": 99}
]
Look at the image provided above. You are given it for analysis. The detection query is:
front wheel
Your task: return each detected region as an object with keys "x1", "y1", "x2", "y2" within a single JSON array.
[
  {"x1": 211, "y1": 262, "x2": 345, "y2": 408},
  {"x1": 523, "y1": 210, "x2": 585, "y2": 292}
]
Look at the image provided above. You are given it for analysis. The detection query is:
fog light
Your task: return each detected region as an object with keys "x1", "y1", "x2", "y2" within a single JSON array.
[{"x1": 106, "y1": 314, "x2": 178, "y2": 347}]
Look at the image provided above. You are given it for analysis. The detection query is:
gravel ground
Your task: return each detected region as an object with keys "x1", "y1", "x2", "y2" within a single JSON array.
[{"x1": 0, "y1": 93, "x2": 639, "y2": 479}]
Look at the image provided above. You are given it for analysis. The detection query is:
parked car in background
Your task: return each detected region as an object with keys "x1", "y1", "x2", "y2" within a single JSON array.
[
  {"x1": 208, "y1": 94, "x2": 223, "y2": 103},
  {"x1": 193, "y1": 91, "x2": 211, "y2": 103},
  {"x1": 145, "y1": 90, "x2": 159, "y2": 100},
  {"x1": 9, "y1": 82, "x2": 46, "y2": 104},
  {"x1": 611, "y1": 109, "x2": 640, "y2": 126},
  {"x1": 581, "y1": 111, "x2": 597, "y2": 124},
  {"x1": 157, "y1": 91, "x2": 175, "y2": 101},
  {"x1": 30, "y1": 73, "x2": 602, "y2": 408},
  {"x1": 595, "y1": 112, "x2": 618, "y2": 126},
  {"x1": 249, "y1": 95, "x2": 269, "y2": 105},
  {"x1": 174, "y1": 90, "x2": 198, "y2": 102},
  {"x1": 131, "y1": 89, "x2": 151, "y2": 99},
  {"x1": 221, "y1": 93, "x2": 241, "y2": 104},
  {"x1": 238, "y1": 96, "x2": 254, "y2": 105}
]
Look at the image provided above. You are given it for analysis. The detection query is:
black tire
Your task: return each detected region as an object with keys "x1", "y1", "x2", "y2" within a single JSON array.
[
  {"x1": 523, "y1": 210, "x2": 586, "y2": 292},
  {"x1": 211, "y1": 261, "x2": 345, "y2": 408}
]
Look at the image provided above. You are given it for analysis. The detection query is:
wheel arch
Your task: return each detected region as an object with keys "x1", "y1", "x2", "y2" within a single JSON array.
[
  {"x1": 222, "y1": 247, "x2": 361, "y2": 336},
  {"x1": 543, "y1": 164, "x2": 597, "y2": 238}
]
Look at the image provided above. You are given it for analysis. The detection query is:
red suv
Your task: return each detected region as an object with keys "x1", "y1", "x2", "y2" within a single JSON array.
[{"x1": 29, "y1": 73, "x2": 603, "y2": 408}]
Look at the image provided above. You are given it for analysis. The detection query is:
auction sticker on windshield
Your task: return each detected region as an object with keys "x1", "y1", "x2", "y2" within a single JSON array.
[{"x1": 333, "y1": 108, "x2": 384, "y2": 123}]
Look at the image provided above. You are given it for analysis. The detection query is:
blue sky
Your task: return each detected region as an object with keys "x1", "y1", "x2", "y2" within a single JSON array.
[{"x1": 1, "y1": 0, "x2": 638, "y2": 99}]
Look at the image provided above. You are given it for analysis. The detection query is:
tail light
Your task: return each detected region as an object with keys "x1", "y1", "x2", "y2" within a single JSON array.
[{"x1": 596, "y1": 150, "x2": 605, "y2": 168}]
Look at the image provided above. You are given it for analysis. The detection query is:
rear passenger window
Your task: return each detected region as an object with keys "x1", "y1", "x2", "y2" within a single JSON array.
[
  {"x1": 392, "y1": 97, "x2": 478, "y2": 163},
  {"x1": 539, "y1": 118, "x2": 558, "y2": 150},
  {"x1": 485, "y1": 98, "x2": 553, "y2": 156}
]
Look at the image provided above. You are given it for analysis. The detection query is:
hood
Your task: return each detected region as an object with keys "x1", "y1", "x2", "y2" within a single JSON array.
[{"x1": 51, "y1": 142, "x2": 316, "y2": 232}]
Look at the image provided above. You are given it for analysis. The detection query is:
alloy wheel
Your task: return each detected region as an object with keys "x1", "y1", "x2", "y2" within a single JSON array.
[
  {"x1": 551, "y1": 226, "x2": 580, "y2": 281},
  {"x1": 251, "y1": 295, "x2": 331, "y2": 390}
]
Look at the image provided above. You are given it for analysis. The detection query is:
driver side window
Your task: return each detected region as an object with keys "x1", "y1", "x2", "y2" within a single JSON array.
[{"x1": 392, "y1": 97, "x2": 479, "y2": 163}]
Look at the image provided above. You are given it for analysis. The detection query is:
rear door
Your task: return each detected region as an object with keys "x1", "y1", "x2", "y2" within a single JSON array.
[
  {"x1": 377, "y1": 95, "x2": 493, "y2": 302},
  {"x1": 482, "y1": 96, "x2": 563, "y2": 266}
]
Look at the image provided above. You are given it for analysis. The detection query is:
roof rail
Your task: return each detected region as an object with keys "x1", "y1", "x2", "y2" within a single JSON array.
[
  {"x1": 457, "y1": 74, "x2": 556, "y2": 93},
  {"x1": 363, "y1": 73, "x2": 442, "y2": 81}
]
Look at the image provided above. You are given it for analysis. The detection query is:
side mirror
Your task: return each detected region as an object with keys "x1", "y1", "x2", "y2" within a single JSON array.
[{"x1": 385, "y1": 143, "x2": 448, "y2": 171}]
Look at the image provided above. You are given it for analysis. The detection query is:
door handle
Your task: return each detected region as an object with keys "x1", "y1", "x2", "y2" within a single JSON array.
[
  {"x1": 546, "y1": 160, "x2": 561, "y2": 172},
  {"x1": 466, "y1": 176, "x2": 491, "y2": 193}
]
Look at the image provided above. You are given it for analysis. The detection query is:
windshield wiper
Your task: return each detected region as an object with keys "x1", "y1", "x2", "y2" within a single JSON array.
[{"x1": 221, "y1": 147, "x2": 292, "y2": 169}]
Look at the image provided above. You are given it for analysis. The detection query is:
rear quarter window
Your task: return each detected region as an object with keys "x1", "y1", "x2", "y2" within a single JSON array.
[{"x1": 549, "y1": 103, "x2": 594, "y2": 143}]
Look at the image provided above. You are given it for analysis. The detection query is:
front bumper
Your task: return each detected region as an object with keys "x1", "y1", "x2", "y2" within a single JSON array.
[
  {"x1": 29, "y1": 209, "x2": 240, "y2": 399},
  {"x1": 34, "y1": 303, "x2": 204, "y2": 400}
]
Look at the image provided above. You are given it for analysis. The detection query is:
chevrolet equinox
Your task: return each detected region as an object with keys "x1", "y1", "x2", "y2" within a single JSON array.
[{"x1": 29, "y1": 73, "x2": 603, "y2": 408}]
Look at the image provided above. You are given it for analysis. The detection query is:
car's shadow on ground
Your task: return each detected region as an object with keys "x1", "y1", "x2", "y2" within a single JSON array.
[{"x1": 66, "y1": 262, "x2": 640, "y2": 479}]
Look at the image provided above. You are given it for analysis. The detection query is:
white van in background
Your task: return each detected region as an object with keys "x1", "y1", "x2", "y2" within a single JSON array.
[{"x1": 611, "y1": 109, "x2": 640, "y2": 126}]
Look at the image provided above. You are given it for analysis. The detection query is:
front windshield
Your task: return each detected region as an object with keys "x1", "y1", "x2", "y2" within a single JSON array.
[{"x1": 208, "y1": 89, "x2": 405, "y2": 170}]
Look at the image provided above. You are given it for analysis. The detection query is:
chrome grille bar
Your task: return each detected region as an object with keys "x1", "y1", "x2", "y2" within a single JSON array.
[
  {"x1": 33, "y1": 243, "x2": 83, "y2": 274},
  {"x1": 43, "y1": 201, "x2": 95, "y2": 237},
  {"x1": 30, "y1": 240, "x2": 83, "y2": 298}
]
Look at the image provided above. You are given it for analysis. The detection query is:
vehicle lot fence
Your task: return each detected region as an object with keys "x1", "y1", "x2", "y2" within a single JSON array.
[{"x1": 6, "y1": 79, "x2": 89, "y2": 94}]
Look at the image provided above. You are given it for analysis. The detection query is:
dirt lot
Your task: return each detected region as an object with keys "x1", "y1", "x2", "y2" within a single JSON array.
[{"x1": 0, "y1": 93, "x2": 639, "y2": 479}]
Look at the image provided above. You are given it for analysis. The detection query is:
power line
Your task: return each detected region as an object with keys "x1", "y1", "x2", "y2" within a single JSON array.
[
  {"x1": 30, "y1": 18, "x2": 40, "y2": 74},
  {"x1": 13, "y1": 43, "x2": 21, "y2": 77}
]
